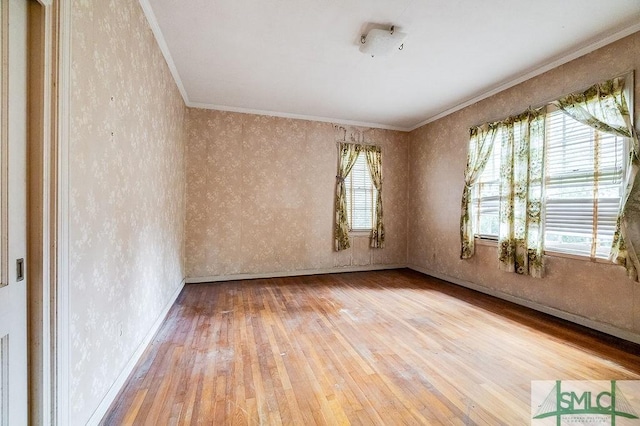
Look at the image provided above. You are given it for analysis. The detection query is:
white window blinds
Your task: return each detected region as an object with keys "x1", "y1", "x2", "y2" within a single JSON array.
[
  {"x1": 544, "y1": 108, "x2": 625, "y2": 259},
  {"x1": 471, "y1": 110, "x2": 626, "y2": 260},
  {"x1": 346, "y1": 153, "x2": 377, "y2": 231},
  {"x1": 472, "y1": 133, "x2": 501, "y2": 238}
]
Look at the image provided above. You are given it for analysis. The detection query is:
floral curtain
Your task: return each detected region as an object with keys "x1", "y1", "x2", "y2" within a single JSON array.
[
  {"x1": 554, "y1": 77, "x2": 640, "y2": 281},
  {"x1": 335, "y1": 142, "x2": 362, "y2": 251},
  {"x1": 365, "y1": 146, "x2": 385, "y2": 248},
  {"x1": 497, "y1": 109, "x2": 546, "y2": 278},
  {"x1": 460, "y1": 124, "x2": 499, "y2": 259}
]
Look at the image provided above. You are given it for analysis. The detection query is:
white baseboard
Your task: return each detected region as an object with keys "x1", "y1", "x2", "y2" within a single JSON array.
[
  {"x1": 86, "y1": 277, "x2": 186, "y2": 426},
  {"x1": 408, "y1": 265, "x2": 640, "y2": 346},
  {"x1": 83, "y1": 265, "x2": 639, "y2": 426},
  {"x1": 185, "y1": 264, "x2": 407, "y2": 284}
]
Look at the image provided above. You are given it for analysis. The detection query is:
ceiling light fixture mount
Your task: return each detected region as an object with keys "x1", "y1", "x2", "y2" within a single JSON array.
[{"x1": 359, "y1": 25, "x2": 407, "y2": 57}]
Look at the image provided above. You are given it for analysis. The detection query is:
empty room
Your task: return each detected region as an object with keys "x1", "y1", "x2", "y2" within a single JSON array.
[{"x1": 5, "y1": 0, "x2": 640, "y2": 425}]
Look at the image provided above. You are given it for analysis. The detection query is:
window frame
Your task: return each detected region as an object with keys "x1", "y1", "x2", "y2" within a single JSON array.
[
  {"x1": 345, "y1": 152, "x2": 377, "y2": 232},
  {"x1": 470, "y1": 73, "x2": 634, "y2": 263},
  {"x1": 472, "y1": 130, "x2": 501, "y2": 241},
  {"x1": 542, "y1": 105, "x2": 628, "y2": 259}
]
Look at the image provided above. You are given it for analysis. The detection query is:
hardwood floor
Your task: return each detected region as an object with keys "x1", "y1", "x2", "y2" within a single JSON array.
[{"x1": 100, "y1": 269, "x2": 640, "y2": 425}]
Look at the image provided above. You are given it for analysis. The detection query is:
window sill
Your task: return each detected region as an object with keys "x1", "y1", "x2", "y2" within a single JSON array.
[
  {"x1": 543, "y1": 249, "x2": 612, "y2": 264},
  {"x1": 473, "y1": 237, "x2": 612, "y2": 264},
  {"x1": 474, "y1": 237, "x2": 498, "y2": 247},
  {"x1": 349, "y1": 230, "x2": 372, "y2": 236}
]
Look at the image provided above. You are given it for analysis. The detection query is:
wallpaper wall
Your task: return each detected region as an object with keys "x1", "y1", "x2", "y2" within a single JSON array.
[
  {"x1": 66, "y1": 3, "x2": 640, "y2": 423},
  {"x1": 69, "y1": 0, "x2": 186, "y2": 424},
  {"x1": 408, "y1": 32, "x2": 640, "y2": 339},
  {"x1": 185, "y1": 109, "x2": 408, "y2": 279}
]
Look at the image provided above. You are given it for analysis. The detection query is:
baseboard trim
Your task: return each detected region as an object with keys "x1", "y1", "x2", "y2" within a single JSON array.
[
  {"x1": 408, "y1": 265, "x2": 640, "y2": 346},
  {"x1": 83, "y1": 265, "x2": 640, "y2": 425},
  {"x1": 86, "y1": 277, "x2": 186, "y2": 425},
  {"x1": 186, "y1": 264, "x2": 407, "y2": 284}
]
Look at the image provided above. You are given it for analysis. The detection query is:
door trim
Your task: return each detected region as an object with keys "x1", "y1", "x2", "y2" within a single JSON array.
[
  {"x1": 26, "y1": 0, "x2": 70, "y2": 424},
  {"x1": 0, "y1": 0, "x2": 8, "y2": 291},
  {"x1": 52, "y1": 0, "x2": 71, "y2": 424},
  {"x1": 27, "y1": 1, "x2": 50, "y2": 424}
]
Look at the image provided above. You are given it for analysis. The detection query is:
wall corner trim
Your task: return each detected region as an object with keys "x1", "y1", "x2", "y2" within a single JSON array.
[
  {"x1": 186, "y1": 264, "x2": 407, "y2": 284},
  {"x1": 408, "y1": 264, "x2": 640, "y2": 346},
  {"x1": 85, "y1": 277, "x2": 187, "y2": 426}
]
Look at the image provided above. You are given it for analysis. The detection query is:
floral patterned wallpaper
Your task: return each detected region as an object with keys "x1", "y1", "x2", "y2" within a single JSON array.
[
  {"x1": 70, "y1": 0, "x2": 186, "y2": 424},
  {"x1": 66, "y1": 1, "x2": 640, "y2": 422},
  {"x1": 185, "y1": 109, "x2": 409, "y2": 279},
  {"x1": 408, "y1": 31, "x2": 640, "y2": 338}
]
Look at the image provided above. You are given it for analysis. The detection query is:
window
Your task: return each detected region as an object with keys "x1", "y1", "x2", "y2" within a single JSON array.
[
  {"x1": 472, "y1": 110, "x2": 627, "y2": 259},
  {"x1": 346, "y1": 153, "x2": 377, "y2": 231},
  {"x1": 544, "y1": 108, "x2": 625, "y2": 258},
  {"x1": 472, "y1": 132, "x2": 501, "y2": 239}
]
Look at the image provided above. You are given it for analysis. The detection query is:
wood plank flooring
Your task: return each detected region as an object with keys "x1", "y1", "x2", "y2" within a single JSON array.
[{"x1": 100, "y1": 269, "x2": 640, "y2": 425}]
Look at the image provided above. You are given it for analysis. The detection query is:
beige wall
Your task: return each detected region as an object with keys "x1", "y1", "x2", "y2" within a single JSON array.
[
  {"x1": 69, "y1": 0, "x2": 186, "y2": 424},
  {"x1": 185, "y1": 109, "x2": 408, "y2": 279},
  {"x1": 66, "y1": 3, "x2": 640, "y2": 422},
  {"x1": 408, "y1": 32, "x2": 640, "y2": 340}
]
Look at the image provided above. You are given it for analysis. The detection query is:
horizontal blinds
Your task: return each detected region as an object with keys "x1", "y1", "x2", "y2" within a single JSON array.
[
  {"x1": 347, "y1": 154, "x2": 376, "y2": 231},
  {"x1": 472, "y1": 138, "x2": 501, "y2": 237},
  {"x1": 471, "y1": 110, "x2": 626, "y2": 259},
  {"x1": 544, "y1": 109, "x2": 624, "y2": 258}
]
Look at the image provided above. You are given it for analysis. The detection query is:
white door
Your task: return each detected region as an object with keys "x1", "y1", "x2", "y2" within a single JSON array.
[{"x1": 0, "y1": 0, "x2": 28, "y2": 424}]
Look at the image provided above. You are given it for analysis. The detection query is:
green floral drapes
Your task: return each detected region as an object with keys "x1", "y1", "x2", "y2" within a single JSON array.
[
  {"x1": 553, "y1": 77, "x2": 640, "y2": 281},
  {"x1": 460, "y1": 124, "x2": 499, "y2": 259},
  {"x1": 460, "y1": 110, "x2": 545, "y2": 277},
  {"x1": 335, "y1": 143, "x2": 362, "y2": 251},
  {"x1": 461, "y1": 74, "x2": 640, "y2": 281},
  {"x1": 497, "y1": 109, "x2": 546, "y2": 278},
  {"x1": 334, "y1": 142, "x2": 385, "y2": 251},
  {"x1": 365, "y1": 146, "x2": 385, "y2": 248}
]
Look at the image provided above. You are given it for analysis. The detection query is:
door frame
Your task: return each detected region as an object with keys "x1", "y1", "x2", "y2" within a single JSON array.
[
  {"x1": 26, "y1": 0, "x2": 70, "y2": 424},
  {"x1": 27, "y1": 1, "x2": 50, "y2": 424}
]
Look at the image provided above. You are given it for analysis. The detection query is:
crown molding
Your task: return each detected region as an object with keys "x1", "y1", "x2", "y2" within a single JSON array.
[
  {"x1": 138, "y1": 0, "x2": 410, "y2": 131},
  {"x1": 186, "y1": 101, "x2": 412, "y2": 132},
  {"x1": 139, "y1": 0, "x2": 639, "y2": 134},
  {"x1": 138, "y1": 0, "x2": 190, "y2": 105},
  {"x1": 407, "y1": 21, "x2": 640, "y2": 132}
]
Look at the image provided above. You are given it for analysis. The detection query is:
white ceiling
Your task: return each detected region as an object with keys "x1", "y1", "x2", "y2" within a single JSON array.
[{"x1": 141, "y1": 0, "x2": 640, "y2": 131}]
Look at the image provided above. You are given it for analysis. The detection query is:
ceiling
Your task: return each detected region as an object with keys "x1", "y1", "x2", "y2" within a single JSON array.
[{"x1": 141, "y1": 0, "x2": 640, "y2": 131}]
